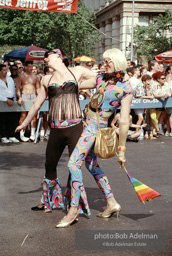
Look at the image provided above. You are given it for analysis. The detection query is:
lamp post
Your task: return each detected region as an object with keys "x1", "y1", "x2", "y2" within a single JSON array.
[{"x1": 131, "y1": 0, "x2": 135, "y2": 61}]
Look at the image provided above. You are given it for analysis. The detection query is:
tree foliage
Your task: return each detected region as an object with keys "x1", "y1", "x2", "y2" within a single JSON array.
[
  {"x1": 134, "y1": 10, "x2": 172, "y2": 61},
  {"x1": 0, "y1": 0, "x2": 98, "y2": 59}
]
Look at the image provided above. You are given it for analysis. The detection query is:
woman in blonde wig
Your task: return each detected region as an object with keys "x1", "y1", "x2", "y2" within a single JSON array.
[{"x1": 56, "y1": 48, "x2": 133, "y2": 228}]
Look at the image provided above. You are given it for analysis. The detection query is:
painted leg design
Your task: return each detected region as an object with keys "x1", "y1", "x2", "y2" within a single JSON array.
[{"x1": 85, "y1": 149, "x2": 114, "y2": 199}]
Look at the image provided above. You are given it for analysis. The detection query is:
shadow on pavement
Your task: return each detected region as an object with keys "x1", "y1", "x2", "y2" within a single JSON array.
[
  {"x1": 121, "y1": 213, "x2": 154, "y2": 220},
  {"x1": 0, "y1": 151, "x2": 66, "y2": 170}
]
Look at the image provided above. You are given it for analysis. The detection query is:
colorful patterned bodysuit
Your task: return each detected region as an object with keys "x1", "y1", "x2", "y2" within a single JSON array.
[{"x1": 64, "y1": 74, "x2": 133, "y2": 213}]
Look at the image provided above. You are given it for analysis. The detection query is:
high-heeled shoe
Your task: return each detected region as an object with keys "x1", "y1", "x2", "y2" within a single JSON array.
[
  {"x1": 96, "y1": 204, "x2": 121, "y2": 220},
  {"x1": 56, "y1": 212, "x2": 79, "y2": 228}
]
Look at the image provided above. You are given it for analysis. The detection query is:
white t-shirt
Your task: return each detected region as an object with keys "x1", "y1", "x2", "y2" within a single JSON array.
[
  {"x1": 130, "y1": 77, "x2": 140, "y2": 90},
  {"x1": 147, "y1": 71, "x2": 153, "y2": 77},
  {"x1": 0, "y1": 76, "x2": 15, "y2": 102}
]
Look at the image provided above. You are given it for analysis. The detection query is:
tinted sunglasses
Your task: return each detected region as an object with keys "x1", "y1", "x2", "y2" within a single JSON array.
[
  {"x1": 11, "y1": 68, "x2": 18, "y2": 71},
  {"x1": 44, "y1": 51, "x2": 56, "y2": 58},
  {"x1": 102, "y1": 59, "x2": 113, "y2": 65}
]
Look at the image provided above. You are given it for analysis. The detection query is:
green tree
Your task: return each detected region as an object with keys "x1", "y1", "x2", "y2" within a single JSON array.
[
  {"x1": 0, "y1": 0, "x2": 98, "y2": 59},
  {"x1": 134, "y1": 10, "x2": 172, "y2": 61}
]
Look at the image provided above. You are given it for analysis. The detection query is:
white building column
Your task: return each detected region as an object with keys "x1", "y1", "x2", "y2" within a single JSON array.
[
  {"x1": 112, "y1": 16, "x2": 120, "y2": 49},
  {"x1": 105, "y1": 19, "x2": 112, "y2": 51},
  {"x1": 120, "y1": 12, "x2": 139, "y2": 57},
  {"x1": 98, "y1": 22, "x2": 105, "y2": 62}
]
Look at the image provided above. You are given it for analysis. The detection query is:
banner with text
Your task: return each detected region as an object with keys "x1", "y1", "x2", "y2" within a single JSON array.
[{"x1": 0, "y1": 0, "x2": 78, "y2": 13}]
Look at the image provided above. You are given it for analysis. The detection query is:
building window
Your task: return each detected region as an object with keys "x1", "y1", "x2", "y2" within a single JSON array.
[{"x1": 138, "y1": 15, "x2": 149, "y2": 26}]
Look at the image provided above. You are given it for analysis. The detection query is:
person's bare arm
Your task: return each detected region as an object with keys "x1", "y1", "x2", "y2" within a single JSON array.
[
  {"x1": 35, "y1": 76, "x2": 41, "y2": 95},
  {"x1": 111, "y1": 113, "x2": 120, "y2": 128},
  {"x1": 85, "y1": 90, "x2": 91, "y2": 98},
  {"x1": 120, "y1": 94, "x2": 133, "y2": 123},
  {"x1": 130, "y1": 123, "x2": 147, "y2": 128},
  {"x1": 6, "y1": 99, "x2": 14, "y2": 107},
  {"x1": 15, "y1": 79, "x2": 47, "y2": 132},
  {"x1": 155, "y1": 94, "x2": 169, "y2": 99},
  {"x1": 77, "y1": 66, "x2": 97, "y2": 90},
  {"x1": 16, "y1": 75, "x2": 23, "y2": 105},
  {"x1": 138, "y1": 95, "x2": 154, "y2": 99},
  {"x1": 118, "y1": 93, "x2": 133, "y2": 168}
]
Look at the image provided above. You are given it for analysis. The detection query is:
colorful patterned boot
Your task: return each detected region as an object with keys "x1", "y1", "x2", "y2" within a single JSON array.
[
  {"x1": 42, "y1": 177, "x2": 64, "y2": 213},
  {"x1": 64, "y1": 174, "x2": 91, "y2": 216}
]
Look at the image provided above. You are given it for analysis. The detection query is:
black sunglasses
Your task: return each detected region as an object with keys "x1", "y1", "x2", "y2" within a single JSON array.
[
  {"x1": 44, "y1": 51, "x2": 56, "y2": 58},
  {"x1": 11, "y1": 68, "x2": 18, "y2": 71}
]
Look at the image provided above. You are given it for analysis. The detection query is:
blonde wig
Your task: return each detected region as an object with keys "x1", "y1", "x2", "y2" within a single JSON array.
[{"x1": 103, "y1": 48, "x2": 127, "y2": 72}]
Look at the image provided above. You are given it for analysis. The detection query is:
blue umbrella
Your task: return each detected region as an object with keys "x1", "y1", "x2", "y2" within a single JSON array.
[{"x1": 4, "y1": 45, "x2": 47, "y2": 64}]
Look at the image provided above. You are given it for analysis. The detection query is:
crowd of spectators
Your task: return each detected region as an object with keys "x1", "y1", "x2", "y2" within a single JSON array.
[
  {"x1": 0, "y1": 57, "x2": 172, "y2": 144},
  {"x1": 126, "y1": 60, "x2": 172, "y2": 139}
]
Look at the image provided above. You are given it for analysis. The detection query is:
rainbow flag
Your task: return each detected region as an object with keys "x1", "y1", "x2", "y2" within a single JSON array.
[{"x1": 124, "y1": 167, "x2": 161, "y2": 204}]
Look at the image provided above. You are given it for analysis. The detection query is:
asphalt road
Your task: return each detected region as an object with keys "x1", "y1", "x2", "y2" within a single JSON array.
[{"x1": 0, "y1": 136, "x2": 172, "y2": 256}]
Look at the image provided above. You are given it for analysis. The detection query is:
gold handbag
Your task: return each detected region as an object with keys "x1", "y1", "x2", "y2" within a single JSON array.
[
  {"x1": 90, "y1": 81, "x2": 119, "y2": 159},
  {"x1": 94, "y1": 126, "x2": 119, "y2": 159}
]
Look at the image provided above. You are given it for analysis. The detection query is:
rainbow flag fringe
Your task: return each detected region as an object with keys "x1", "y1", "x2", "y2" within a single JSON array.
[{"x1": 124, "y1": 167, "x2": 161, "y2": 204}]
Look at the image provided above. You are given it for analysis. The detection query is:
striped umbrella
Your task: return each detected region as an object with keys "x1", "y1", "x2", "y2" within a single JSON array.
[
  {"x1": 123, "y1": 167, "x2": 161, "y2": 204},
  {"x1": 73, "y1": 56, "x2": 96, "y2": 62},
  {"x1": 155, "y1": 50, "x2": 172, "y2": 64}
]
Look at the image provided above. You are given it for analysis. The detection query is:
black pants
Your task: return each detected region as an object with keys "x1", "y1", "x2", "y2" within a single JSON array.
[
  {"x1": 45, "y1": 121, "x2": 83, "y2": 180},
  {"x1": 0, "y1": 112, "x2": 18, "y2": 138}
]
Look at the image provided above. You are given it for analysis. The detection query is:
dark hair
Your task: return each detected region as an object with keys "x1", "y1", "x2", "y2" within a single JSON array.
[
  {"x1": 140, "y1": 66, "x2": 147, "y2": 74},
  {"x1": 10, "y1": 64, "x2": 18, "y2": 70},
  {"x1": 148, "y1": 60, "x2": 158, "y2": 71},
  {"x1": 166, "y1": 64, "x2": 172, "y2": 74},
  {"x1": 44, "y1": 49, "x2": 70, "y2": 67},
  {"x1": 126, "y1": 67, "x2": 134, "y2": 75},
  {"x1": 61, "y1": 49, "x2": 70, "y2": 67},
  {"x1": 44, "y1": 66, "x2": 49, "y2": 75},
  {"x1": 98, "y1": 63, "x2": 102, "y2": 69},
  {"x1": 75, "y1": 62, "x2": 80, "y2": 66},
  {"x1": 141, "y1": 74, "x2": 152, "y2": 82},
  {"x1": 0, "y1": 64, "x2": 6, "y2": 71},
  {"x1": 86, "y1": 62, "x2": 93, "y2": 67},
  {"x1": 25, "y1": 60, "x2": 33, "y2": 66},
  {"x1": 152, "y1": 71, "x2": 165, "y2": 81},
  {"x1": 130, "y1": 61, "x2": 136, "y2": 67}
]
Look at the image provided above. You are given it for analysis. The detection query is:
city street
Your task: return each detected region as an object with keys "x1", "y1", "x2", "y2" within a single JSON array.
[{"x1": 0, "y1": 136, "x2": 172, "y2": 256}]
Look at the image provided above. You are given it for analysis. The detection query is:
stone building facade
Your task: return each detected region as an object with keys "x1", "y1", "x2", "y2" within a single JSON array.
[{"x1": 83, "y1": 0, "x2": 172, "y2": 63}]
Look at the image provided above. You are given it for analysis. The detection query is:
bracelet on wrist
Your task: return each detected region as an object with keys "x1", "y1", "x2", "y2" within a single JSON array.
[{"x1": 118, "y1": 146, "x2": 126, "y2": 152}]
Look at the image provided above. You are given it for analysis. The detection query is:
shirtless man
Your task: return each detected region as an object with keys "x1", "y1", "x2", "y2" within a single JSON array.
[{"x1": 16, "y1": 61, "x2": 40, "y2": 142}]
